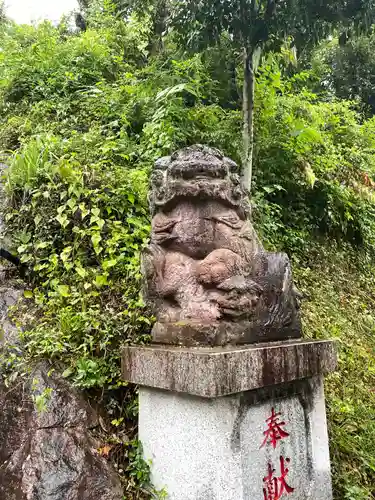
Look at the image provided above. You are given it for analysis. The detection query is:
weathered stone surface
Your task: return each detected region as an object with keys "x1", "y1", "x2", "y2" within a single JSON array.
[
  {"x1": 143, "y1": 145, "x2": 302, "y2": 346},
  {"x1": 139, "y1": 376, "x2": 332, "y2": 500},
  {"x1": 0, "y1": 160, "x2": 25, "y2": 346},
  {"x1": 122, "y1": 339, "x2": 337, "y2": 398},
  {"x1": 0, "y1": 283, "x2": 23, "y2": 345},
  {"x1": 0, "y1": 364, "x2": 123, "y2": 500}
]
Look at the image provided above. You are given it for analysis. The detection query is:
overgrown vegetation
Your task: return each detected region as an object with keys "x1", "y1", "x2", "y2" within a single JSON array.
[{"x1": 0, "y1": 2, "x2": 375, "y2": 498}]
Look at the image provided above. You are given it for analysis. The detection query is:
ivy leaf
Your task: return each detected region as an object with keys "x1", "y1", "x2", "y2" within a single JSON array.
[
  {"x1": 35, "y1": 241, "x2": 50, "y2": 250},
  {"x1": 91, "y1": 233, "x2": 102, "y2": 253},
  {"x1": 78, "y1": 203, "x2": 89, "y2": 219},
  {"x1": 95, "y1": 274, "x2": 109, "y2": 287},
  {"x1": 60, "y1": 246, "x2": 72, "y2": 262},
  {"x1": 57, "y1": 285, "x2": 70, "y2": 297},
  {"x1": 76, "y1": 266, "x2": 87, "y2": 278},
  {"x1": 17, "y1": 244, "x2": 28, "y2": 253},
  {"x1": 67, "y1": 198, "x2": 77, "y2": 210},
  {"x1": 56, "y1": 213, "x2": 69, "y2": 228},
  {"x1": 102, "y1": 258, "x2": 117, "y2": 270}
]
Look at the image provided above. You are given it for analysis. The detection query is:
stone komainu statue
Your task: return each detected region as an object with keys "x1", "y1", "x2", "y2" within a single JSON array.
[{"x1": 142, "y1": 145, "x2": 302, "y2": 346}]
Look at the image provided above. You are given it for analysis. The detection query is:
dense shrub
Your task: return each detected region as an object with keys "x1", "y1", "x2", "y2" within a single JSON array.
[{"x1": 0, "y1": 3, "x2": 375, "y2": 498}]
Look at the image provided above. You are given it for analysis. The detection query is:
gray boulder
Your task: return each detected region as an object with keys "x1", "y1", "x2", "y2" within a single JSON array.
[{"x1": 0, "y1": 363, "x2": 123, "y2": 500}]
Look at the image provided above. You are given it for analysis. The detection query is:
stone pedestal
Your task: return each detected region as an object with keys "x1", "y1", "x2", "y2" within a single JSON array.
[{"x1": 122, "y1": 340, "x2": 337, "y2": 500}]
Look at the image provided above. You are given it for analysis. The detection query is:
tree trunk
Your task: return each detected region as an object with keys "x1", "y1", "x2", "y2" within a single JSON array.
[
  {"x1": 242, "y1": 46, "x2": 255, "y2": 193},
  {"x1": 149, "y1": 0, "x2": 169, "y2": 56}
]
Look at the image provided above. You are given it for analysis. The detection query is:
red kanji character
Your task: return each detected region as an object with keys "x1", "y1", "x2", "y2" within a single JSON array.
[
  {"x1": 263, "y1": 463, "x2": 278, "y2": 500},
  {"x1": 278, "y1": 457, "x2": 295, "y2": 497},
  {"x1": 261, "y1": 407, "x2": 289, "y2": 449},
  {"x1": 263, "y1": 457, "x2": 295, "y2": 500}
]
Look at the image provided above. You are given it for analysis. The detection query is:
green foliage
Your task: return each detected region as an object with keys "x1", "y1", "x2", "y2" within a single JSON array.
[
  {"x1": 295, "y1": 245, "x2": 375, "y2": 499},
  {"x1": 6, "y1": 137, "x2": 50, "y2": 192},
  {"x1": 32, "y1": 385, "x2": 53, "y2": 413},
  {"x1": 6, "y1": 140, "x2": 151, "y2": 389},
  {"x1": 123, "y1": 440, "x2": 167, "y2": 498},
  {"x1": 253, "y1": 57, "x2": 375, "y2": 253},
  {"x1": 171, "y1": 0, "x2": 375, "y2": 192},
  {"x1": 171, "y1": 0, "x2": 375, "y2": 59},
  {"x1": 315, "y1": 32, "x2": 375, "y2": 116},
  {"x1": 0, "y1": 2, "x2": 375, "y2": 498},
  {"x1": 172, "y1": 0, "x2": 375, "y2": 50}
]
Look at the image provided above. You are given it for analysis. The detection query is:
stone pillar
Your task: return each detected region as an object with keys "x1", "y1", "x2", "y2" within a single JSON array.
[{"x1": 122, "y1": 339, "x2": 337, "y2": 500}]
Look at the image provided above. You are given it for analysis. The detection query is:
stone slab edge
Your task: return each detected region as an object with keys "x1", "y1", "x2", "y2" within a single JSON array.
[{"x1": 122, "y1": 339, "x2": 337, "y2": 398}]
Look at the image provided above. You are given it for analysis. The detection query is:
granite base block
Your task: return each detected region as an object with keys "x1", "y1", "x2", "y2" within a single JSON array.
[
  {"x1": 122, "y1": 339, "x2": 337, "y2": 398},
  {"x1": 140, "y1": 376, "x2": 333, "y2": 500},
  {"x1": 122, "y1": 339, "x2": 337, "y2": 500}
]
